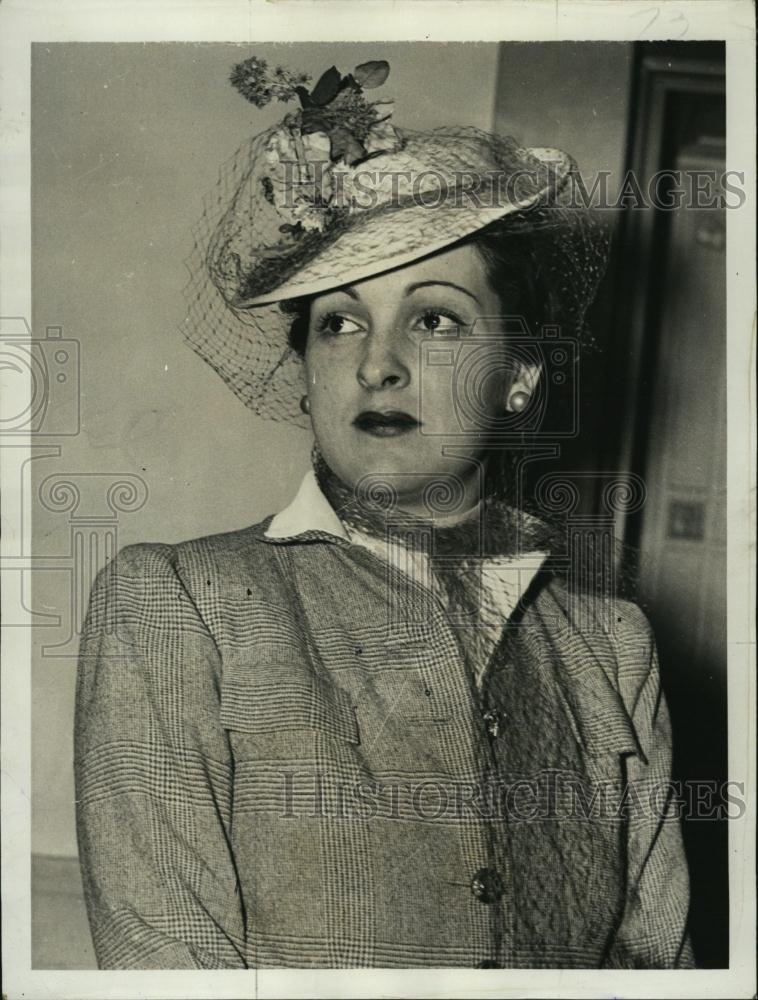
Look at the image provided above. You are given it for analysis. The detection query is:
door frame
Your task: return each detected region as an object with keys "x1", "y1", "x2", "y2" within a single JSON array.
[{"x1": 600, "y1": 44, "x2": 726, "y2": 561}]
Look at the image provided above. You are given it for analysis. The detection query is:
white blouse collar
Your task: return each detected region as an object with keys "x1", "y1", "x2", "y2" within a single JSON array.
[{"x1": 264, "y1": 469, "x2": 349, "y2": 541}]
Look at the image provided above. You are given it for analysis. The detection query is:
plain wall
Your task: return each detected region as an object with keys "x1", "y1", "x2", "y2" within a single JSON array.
[{"x1": 31, "y1": 41, "x2": 633, "y2": 858}]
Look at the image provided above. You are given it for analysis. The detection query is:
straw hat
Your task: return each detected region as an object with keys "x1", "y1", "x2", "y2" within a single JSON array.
[{"x1": 182, "y1": 57, "x2": 608, "y2": 425}]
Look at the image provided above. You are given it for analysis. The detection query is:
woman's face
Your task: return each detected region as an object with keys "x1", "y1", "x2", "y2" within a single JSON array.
[{"x1": 304, "y1": 242, "x2": 539, "y2": 515}]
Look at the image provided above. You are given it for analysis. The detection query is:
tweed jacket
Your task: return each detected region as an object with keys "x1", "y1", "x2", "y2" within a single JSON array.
[{"x1": 75, "y1": 480, "x2": 694, "y2": 970}]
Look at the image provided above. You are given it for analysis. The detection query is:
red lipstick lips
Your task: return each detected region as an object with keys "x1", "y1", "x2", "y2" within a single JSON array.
[{"x1": 353, "y1": 410, "x2": 420, "y2": 437}]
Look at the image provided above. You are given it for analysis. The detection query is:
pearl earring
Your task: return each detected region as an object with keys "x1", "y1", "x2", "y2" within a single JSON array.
[
  {"x1": 508, "y1": 390, "x2": 530, "y2": 413},
  {"x1": 300, "y1": 395, "x2": 311, "y2": 415}
]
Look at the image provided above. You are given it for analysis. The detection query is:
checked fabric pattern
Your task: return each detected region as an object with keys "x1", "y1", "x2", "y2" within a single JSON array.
[{"x1": 75, "y1": 519, "x2": 694, "y2": 969}]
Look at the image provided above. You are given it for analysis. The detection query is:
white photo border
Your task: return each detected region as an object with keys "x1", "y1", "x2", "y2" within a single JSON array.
[{"x1": 1, "y1": 2, "x2": 755, "y2": 998}]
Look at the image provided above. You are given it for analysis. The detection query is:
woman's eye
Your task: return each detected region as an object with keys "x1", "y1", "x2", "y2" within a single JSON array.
[
  {"x1": 314, "y1": 312, "x2": 363, "y2": 337},
  {"x1": 416, "y1": 309, "x2": 463, "y2": 334}
]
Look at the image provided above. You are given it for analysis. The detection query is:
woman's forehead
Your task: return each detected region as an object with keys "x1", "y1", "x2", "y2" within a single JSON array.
[{"x1": 315, "y1": 241, "x2": 494, "y2": 304}]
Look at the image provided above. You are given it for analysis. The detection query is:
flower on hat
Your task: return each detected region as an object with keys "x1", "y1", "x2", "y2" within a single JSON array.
[
  {"x1": 229, "y1": 56, "x2": 311, "y2": 108},
  {"x1": 231, "y1": 56, "x2": 405, "y2": 234}
]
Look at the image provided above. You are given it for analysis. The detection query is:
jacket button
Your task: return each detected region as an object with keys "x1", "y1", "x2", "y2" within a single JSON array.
[
  {"x1": 471, "y1": 867, "x2": 504, "y2": 903},
  {"x1": 476, "y1": 959, "x2": 502, "y2": 968},
  {"x1": 482, "y1": 708, "x2": 504, "y2": 737}
]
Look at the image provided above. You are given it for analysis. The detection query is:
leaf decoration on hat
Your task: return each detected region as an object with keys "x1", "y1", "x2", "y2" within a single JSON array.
[
  {"x1": 353, "y1": 60, "x2": 390, "y2": 89},
  {"x1": 309, "y1": 66, "x2": 342, "y2": 106},
  {"x1": 340, "y1": 73, "x2": 363, "y2": 94},
  {"x1": 294, "y1": 85, "x2": 313, "y2": 109}
]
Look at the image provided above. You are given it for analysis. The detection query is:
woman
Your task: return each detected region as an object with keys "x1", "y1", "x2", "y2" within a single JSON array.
[{"x1": 74, "y1": 56, "x2": 693, "y2": 969}]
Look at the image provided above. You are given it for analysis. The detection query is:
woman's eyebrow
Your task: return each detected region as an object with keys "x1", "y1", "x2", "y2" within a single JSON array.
[
  {"x1": 405, "y1": 280, "x2": 481, "y2": 304},
  {"x1": 330, "y1": 285, "x2": 360, "y2": 301}
]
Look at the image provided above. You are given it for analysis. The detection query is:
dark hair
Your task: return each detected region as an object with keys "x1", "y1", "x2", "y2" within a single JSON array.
[
  {"x1": 461, "y1": 218, "x2": 564, "y2": 333},
  {"x1": 281, "y1": 217, "x2": 567, "y2": 358},
  {"x1": 282, "y1": 296, "x2": 312, "y2": 358}
]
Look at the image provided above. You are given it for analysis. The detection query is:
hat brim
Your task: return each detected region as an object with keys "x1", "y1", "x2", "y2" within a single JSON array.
[{"x1": 236, "y1": 146, "x2": 572, "y2": 308}]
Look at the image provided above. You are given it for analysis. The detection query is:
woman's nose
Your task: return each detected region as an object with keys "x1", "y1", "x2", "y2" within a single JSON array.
[{"x1": 356, "y1": 330, "x2": 411, "y2": 391}]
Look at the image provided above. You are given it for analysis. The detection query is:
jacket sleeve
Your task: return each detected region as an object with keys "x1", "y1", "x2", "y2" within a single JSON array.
[
  {"x1": 74, "y1": 542, "x2": 246, "y2": 969},
  {"x1": 605, "y1": 604, "x2": 695, "y2": 969}
]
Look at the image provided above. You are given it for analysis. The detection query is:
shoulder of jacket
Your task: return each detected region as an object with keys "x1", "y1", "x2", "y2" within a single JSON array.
[
  {"x1": 105, "y1": 540, "x2": 179, "y2": 580},
  {"x1": 171, "y1": 518, "x2": 281, "y2": 595},
  {"x1": 534, "y1": 579, "x2": 660, "y2": 757},
  {"x1": 174, "y1": 517, "x2": 279, "y2": 564},
  {"x1": 537, "y1": 578, "x2": 656, "y2": 691},
  {"x1": 541, "y1": 577, "x2": 652, "y2": 640},
  {"x1": 106, "y1": 517, "x2": 273, "y2": 579},
  {"x1": 589, "y1": 593, "x2": 659, "y2": 714},
  {"x1": 103, "y1": 520, "x2": 295, "y2": 634},
  {"x1": 606, "y1": 597, "x2": 655, "y2": 656}
]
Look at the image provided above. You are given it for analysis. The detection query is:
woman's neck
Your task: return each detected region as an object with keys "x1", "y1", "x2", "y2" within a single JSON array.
[
  {"x1": 385, "y1": 482, "x2": 484, "y2": 524},
  {"x1": 312, "y1": 451, "x2": 478, "y2": 524},
  {"x1": 311, "y1": 448, "x2": 553, "y2": 558}
]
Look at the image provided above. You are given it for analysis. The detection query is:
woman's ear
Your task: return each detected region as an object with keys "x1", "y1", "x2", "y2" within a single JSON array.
[{"x1": 505, "y1": 362, "x2": 542, "y2": 412}]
